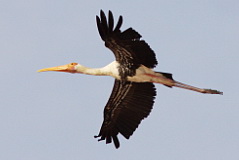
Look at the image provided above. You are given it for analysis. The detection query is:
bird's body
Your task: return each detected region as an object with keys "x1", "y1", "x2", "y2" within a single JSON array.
[
  {"x1": 38, "y1": 10, "x2": 222, "y2": 149},
  {"x1": 72, "y1": 61, "x2": 171, "y2": 84}
]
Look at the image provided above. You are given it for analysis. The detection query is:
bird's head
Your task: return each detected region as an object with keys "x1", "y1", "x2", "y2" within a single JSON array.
[{"x1": 37, "y1": 62, "x2": 81, "y2": 73}]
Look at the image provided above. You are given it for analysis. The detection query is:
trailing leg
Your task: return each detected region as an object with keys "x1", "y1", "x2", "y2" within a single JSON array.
[
  {"x1": 173, "y1": 81, "x2": 223, "y2": 94},
  {"x1": 154, "y1": 72, "x2": 222, "y2": 94}
]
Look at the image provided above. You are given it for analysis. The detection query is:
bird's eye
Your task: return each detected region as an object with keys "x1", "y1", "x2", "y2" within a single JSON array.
[{"x1": 70, "y1": 62, "x2": 78, "y2": 66}]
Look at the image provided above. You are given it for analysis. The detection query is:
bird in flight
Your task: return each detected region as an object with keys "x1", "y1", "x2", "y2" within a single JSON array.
[{"x1": 38, "y1": 10, "x2": 222, "y2": 149}]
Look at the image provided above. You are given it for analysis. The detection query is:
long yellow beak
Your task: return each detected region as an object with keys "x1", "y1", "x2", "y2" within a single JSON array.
[
  {"x1": 37, "y1": 65, "x2": 68, "y2": 72},
  {"x1": 37, "y1": 63, "x2": 78, "y2": 73}
]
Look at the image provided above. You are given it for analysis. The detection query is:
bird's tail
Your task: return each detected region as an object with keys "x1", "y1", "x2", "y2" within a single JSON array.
[{"x1": 155, "y1": 72, "x2": 174, "y2": 88}]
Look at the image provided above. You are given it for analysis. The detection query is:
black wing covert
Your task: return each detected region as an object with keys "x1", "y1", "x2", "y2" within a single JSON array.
[
  {"x1": 96, "y1": 10, "x2": 158, "y2": 79},
  {"x1": 94, "y1": 80, "x2": 156, "y2": 148}
]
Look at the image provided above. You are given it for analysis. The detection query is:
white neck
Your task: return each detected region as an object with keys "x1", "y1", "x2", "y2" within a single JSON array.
[
  {"x1": 75, "y1": 61, "x2": 120, "y2": 78},
  {"x1": 76, "y1": 65, "x2": 106, "y2": 75}
]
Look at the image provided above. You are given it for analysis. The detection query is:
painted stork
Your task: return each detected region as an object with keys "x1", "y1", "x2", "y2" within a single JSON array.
[{"x1": 38, "y1": 10, "x2": 222, "y2": 149}]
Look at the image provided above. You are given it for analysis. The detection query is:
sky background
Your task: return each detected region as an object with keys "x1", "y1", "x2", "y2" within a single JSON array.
[{"x1": 0, "y1": 0, "x2": 238, "y2": 159}]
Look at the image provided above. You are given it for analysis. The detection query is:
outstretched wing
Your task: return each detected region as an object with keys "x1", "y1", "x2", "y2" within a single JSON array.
[
  {"x1": 95, "y1": 80, "x2": 156, "y2": 148},
  {"x1": 96, "y1": 10, "x2": 158, "y2": 79}
]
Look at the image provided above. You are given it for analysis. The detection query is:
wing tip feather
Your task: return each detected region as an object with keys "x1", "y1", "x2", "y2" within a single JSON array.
[{"x1": 94, "y1": 133, "x2": 120, "y2": 149}]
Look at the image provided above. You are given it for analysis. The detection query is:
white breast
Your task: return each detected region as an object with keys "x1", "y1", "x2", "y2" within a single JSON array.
[
  {"x1": 102, "y1": 61, "x2": 121, "y2": 79},
  {"x1": 103, "y1": 61, "x2": 157, "y2": 83}
]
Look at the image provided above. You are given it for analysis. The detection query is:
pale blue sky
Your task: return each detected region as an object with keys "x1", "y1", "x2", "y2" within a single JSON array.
[{"x1": 0, "y1": 0, "x2": 238, "y2": 159}]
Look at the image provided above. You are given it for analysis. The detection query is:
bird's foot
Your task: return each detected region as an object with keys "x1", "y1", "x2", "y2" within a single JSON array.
[{"x1": 203, "y1": 89, "x2": 223, "y2": 95}]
